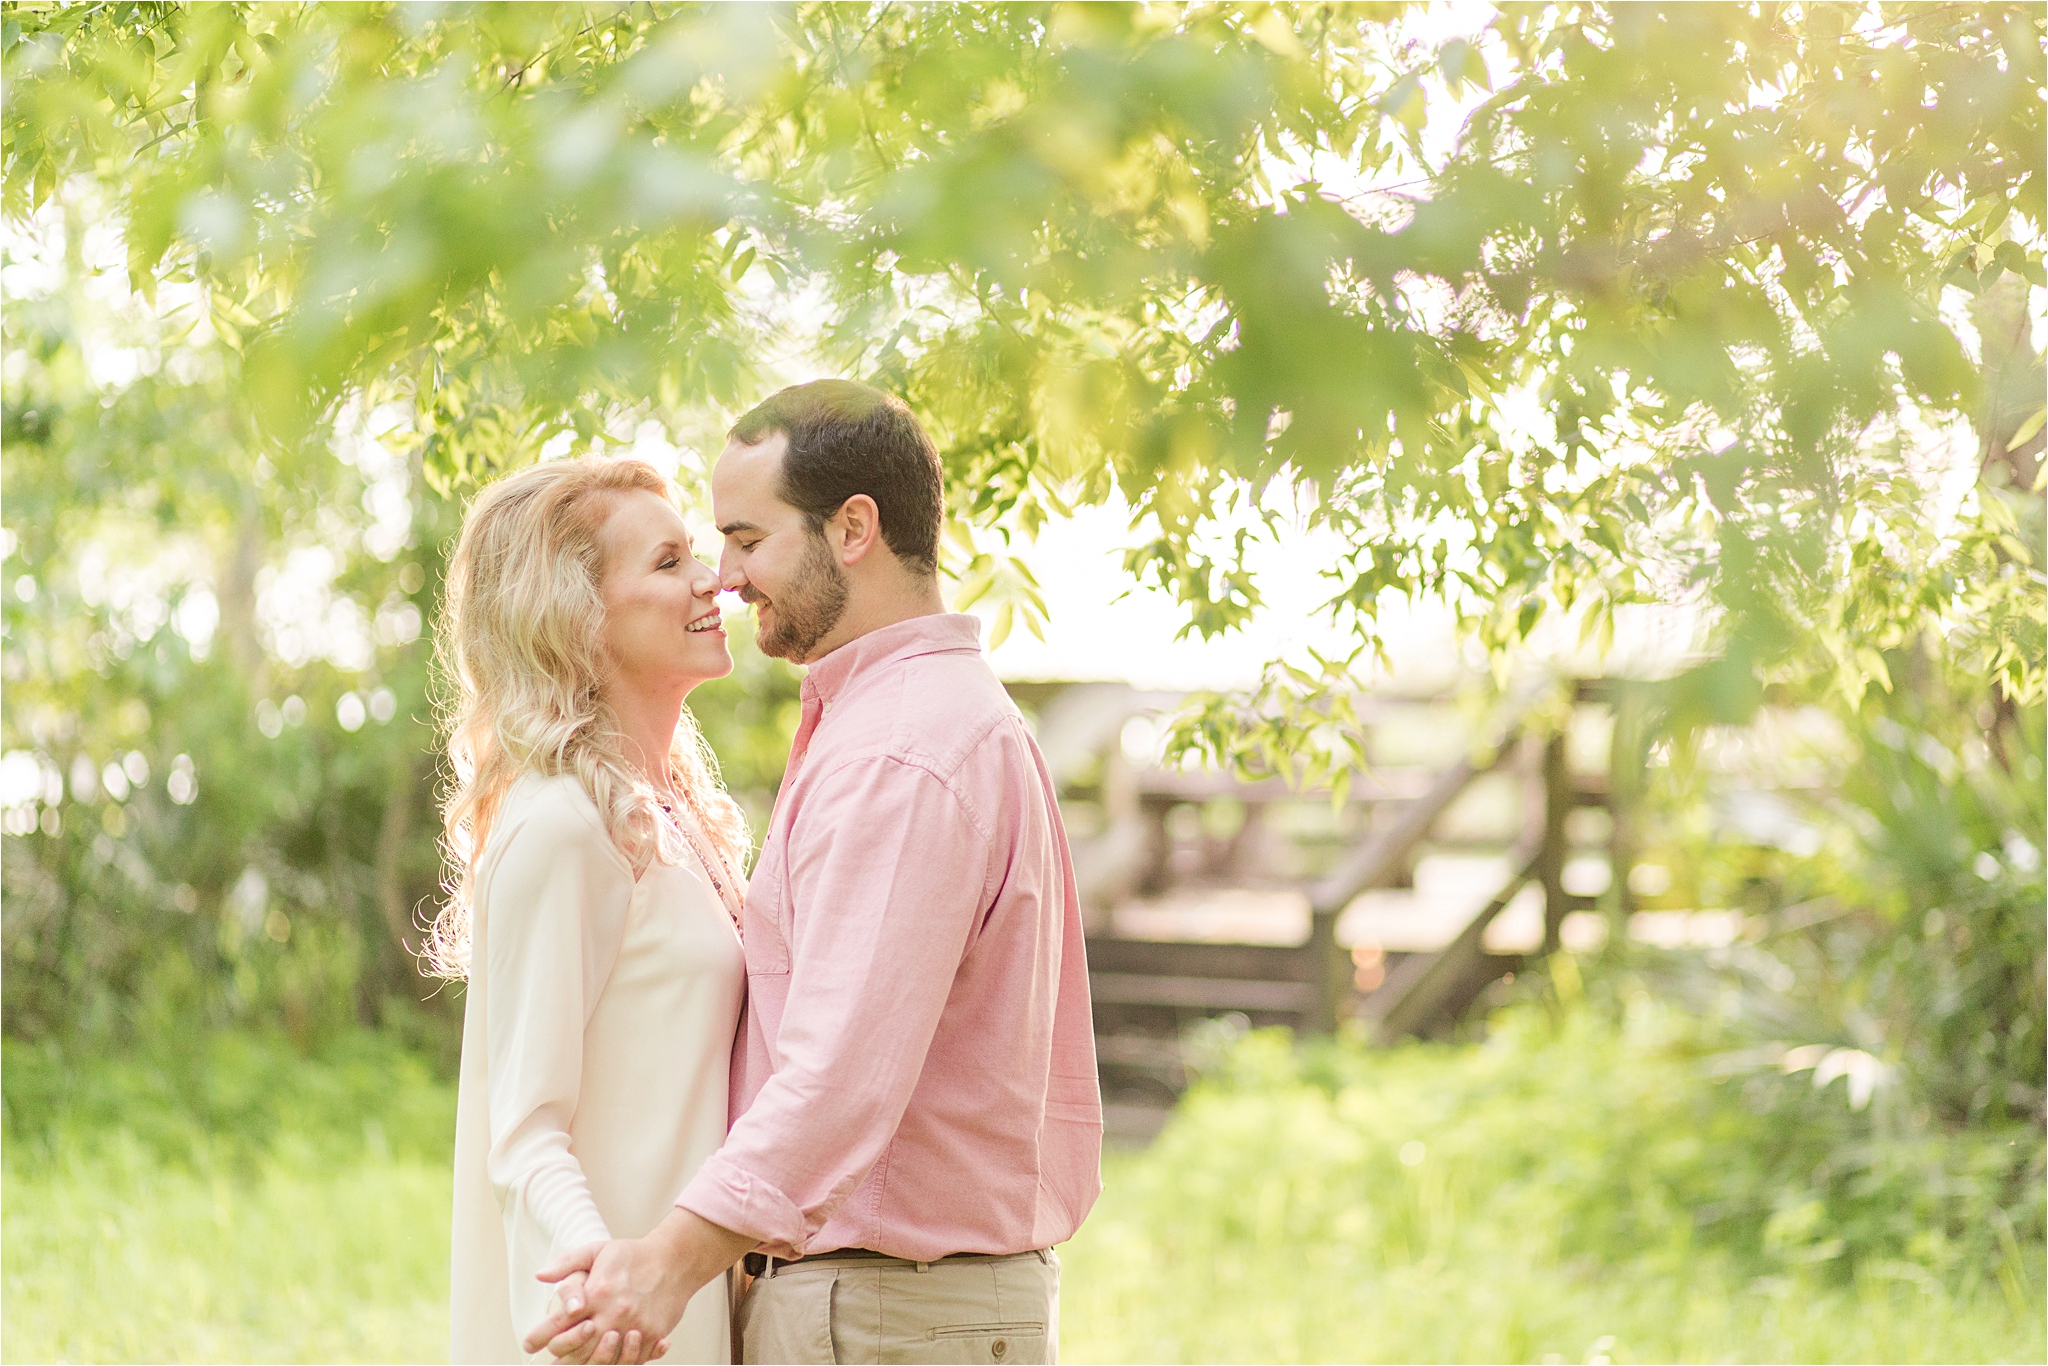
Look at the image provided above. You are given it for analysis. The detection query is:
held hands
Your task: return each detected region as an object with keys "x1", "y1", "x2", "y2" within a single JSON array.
[
  {"x1": 525, "y1": 1210, "x2": 755, "y2": 1364},
  {"x1": 535, "y1": 1264, "x2": 670, "y2": 1364},
  {"x1": 527, "y1": 1240, "x2": 679, "y2": 1364},
  {"x1": 536, "y1": 1269, "x2": 671, "y2": 1359}
]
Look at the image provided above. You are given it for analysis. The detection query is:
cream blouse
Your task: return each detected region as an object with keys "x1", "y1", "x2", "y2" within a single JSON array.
[{"x1": 450, "y1": 772, "x2": 745, "y2": 1364}]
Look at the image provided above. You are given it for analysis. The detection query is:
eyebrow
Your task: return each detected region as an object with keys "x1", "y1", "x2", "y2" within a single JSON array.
[{"x1": 717, "y1": 521, "x2": 763, "y2": 536}]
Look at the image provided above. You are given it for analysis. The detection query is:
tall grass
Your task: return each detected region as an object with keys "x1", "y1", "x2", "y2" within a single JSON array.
[
  {"x1": 3, "y1": 1010, "x2": 2040, "y2": 1364},
  {"x1": 1058, "y1": 1002, "x2": 2046, "y2": 1364}
]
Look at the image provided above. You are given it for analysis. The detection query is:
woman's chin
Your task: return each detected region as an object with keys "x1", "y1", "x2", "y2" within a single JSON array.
[{"x1": 688, "y1": 637, "x2": 734, "y2": 678}]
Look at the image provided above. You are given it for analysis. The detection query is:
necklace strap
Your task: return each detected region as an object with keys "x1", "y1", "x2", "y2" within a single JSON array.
[{"x1": 655, "y1": 789, "x2": 742, "y2": 928}]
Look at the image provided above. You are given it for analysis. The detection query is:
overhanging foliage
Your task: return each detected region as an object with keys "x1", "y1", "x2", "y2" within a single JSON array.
[{"x1": 4, "y1": 1, "x2": 2042, "y2": 761}]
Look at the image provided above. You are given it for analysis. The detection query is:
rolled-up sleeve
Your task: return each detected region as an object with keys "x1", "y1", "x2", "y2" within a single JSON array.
[
  {"x1": 676, "y1": 754, "x2": 990, "y2": 1253},
  {"x1": 482, "y1": 805, "x2": 630, "y2": 1301}
]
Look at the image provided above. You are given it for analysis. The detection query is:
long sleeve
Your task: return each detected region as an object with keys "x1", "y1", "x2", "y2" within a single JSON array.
[
  {"x1": 677, "y1": 754, "x2": 993, "y2": 1253},
  {"x1": 479, "y1": 796, "x2": 634, "y2": 1319}
]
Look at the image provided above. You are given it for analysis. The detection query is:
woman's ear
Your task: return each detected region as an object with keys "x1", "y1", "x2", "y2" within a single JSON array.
[{"x1": 832, "y1": 494, "x2": 883, "y2": 565}]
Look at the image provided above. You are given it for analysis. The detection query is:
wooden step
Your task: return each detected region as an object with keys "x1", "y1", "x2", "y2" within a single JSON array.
[
  {"x1": 1084, "y1": 936, "x2": 1317, "y2": 982},
  {"x1": 1093, "y1": 1033, "x2": 1189, "y2": 1070},
  {"x1": 1088, "y1": 971, "x2": 1317, "y2": 1014},
  {"x1": 1102, "y1": 1103, "x2": 1174, "y2": 1146}
]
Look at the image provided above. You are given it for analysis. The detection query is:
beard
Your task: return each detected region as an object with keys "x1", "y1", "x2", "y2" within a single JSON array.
[{"x1": 749, "y1": 531, "x2": 849, "y2": 661}]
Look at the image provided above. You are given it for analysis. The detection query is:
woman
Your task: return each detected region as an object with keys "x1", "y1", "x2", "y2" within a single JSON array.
[{"x1": 430, "y1": 458, "x2": 748, "y2": 1364}]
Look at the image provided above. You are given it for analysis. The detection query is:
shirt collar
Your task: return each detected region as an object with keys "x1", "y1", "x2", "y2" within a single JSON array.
[{"x1": 801, "y1": 613, "x2": 984, "y2": 706}]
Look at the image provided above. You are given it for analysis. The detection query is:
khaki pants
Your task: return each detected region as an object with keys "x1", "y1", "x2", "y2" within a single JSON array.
[{"x1": 737, "y1": 1250, "x2": 1058, "y2": 1365}]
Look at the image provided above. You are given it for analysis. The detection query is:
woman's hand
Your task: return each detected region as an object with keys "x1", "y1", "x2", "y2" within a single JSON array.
[
  {"x1": 540, "y1": 1269, "x2": 589, "y2": 1359},
  {"x1": 545, "y1": 1270, "x2": 589, "y2": 1328}
]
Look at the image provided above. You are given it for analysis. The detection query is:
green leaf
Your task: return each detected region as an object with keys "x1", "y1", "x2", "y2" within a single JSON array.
[{"x1": 2008, "y1": 406, "x2": 2047, "y2": 454}]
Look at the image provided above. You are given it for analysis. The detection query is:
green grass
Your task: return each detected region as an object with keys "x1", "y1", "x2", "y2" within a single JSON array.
[
  {"x1": 3, "y1": 1142, "x2": 449, "y2": 1364},
  {"x1": 1063, "y1": 1148, "x2": 2041, "y2": 1364},
  {"x1": 3, "y1": 1012, "x2": 2042, "y2": 1363},
  {"x1": 3, "y1": 1030, "x2": 457, "y2": 1364}
]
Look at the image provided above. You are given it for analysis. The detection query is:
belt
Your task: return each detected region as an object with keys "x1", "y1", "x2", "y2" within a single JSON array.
[{"x1": 743, "y1": 1247, "x2": 1045, "y2": 1278}]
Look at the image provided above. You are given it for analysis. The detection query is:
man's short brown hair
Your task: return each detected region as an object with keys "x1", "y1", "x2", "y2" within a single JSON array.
[{"x1": 729, "y1": 380, "x2": 944, "y2": 576}]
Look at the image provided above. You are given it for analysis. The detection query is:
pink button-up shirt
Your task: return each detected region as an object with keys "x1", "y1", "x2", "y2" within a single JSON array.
[{"x1": 675, "y1": 613, "x2": 1102, "y2": 1261}]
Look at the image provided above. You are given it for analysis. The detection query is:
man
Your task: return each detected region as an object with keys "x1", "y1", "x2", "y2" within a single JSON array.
[{"x1": 524, "y1": 379, "x2": 1103, "y2": 1364}]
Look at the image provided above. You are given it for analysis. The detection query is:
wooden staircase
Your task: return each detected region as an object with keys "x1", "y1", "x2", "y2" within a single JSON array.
[{"x1": 1078, "y1": 680, "x2": 1635, "y2": 1141}]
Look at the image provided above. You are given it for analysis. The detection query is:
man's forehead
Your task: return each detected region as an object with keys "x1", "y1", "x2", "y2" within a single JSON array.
[
  {"x1": 716, "y1": 429, "x2": 788, "y2": 474},
  {"x1": 713, "y1": 432, "x2": 792, "y2": 511}
]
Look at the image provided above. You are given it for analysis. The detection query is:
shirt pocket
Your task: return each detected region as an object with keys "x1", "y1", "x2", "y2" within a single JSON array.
[{"x1": 742, "y1": 857, "x2": 792, "y2": 975}]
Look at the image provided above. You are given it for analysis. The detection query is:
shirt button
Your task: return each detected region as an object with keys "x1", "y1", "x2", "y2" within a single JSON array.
[{"x1": 991, "y1": 1341, "x2": 1007, "y2": 1360}]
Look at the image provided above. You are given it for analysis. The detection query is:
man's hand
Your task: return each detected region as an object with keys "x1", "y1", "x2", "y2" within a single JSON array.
[{"x1": 524, "y1": 1209, "x2": 755, "y2": 1363}]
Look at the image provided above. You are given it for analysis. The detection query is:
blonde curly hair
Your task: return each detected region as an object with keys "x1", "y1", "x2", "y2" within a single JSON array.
[{"x1": 424, "y1": 457, "x2": 749, "y2": 979}]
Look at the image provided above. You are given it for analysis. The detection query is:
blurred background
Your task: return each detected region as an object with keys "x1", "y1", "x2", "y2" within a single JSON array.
[{"x1": 2, "y1": 3, "x2": 2043, "y2": 1362}]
